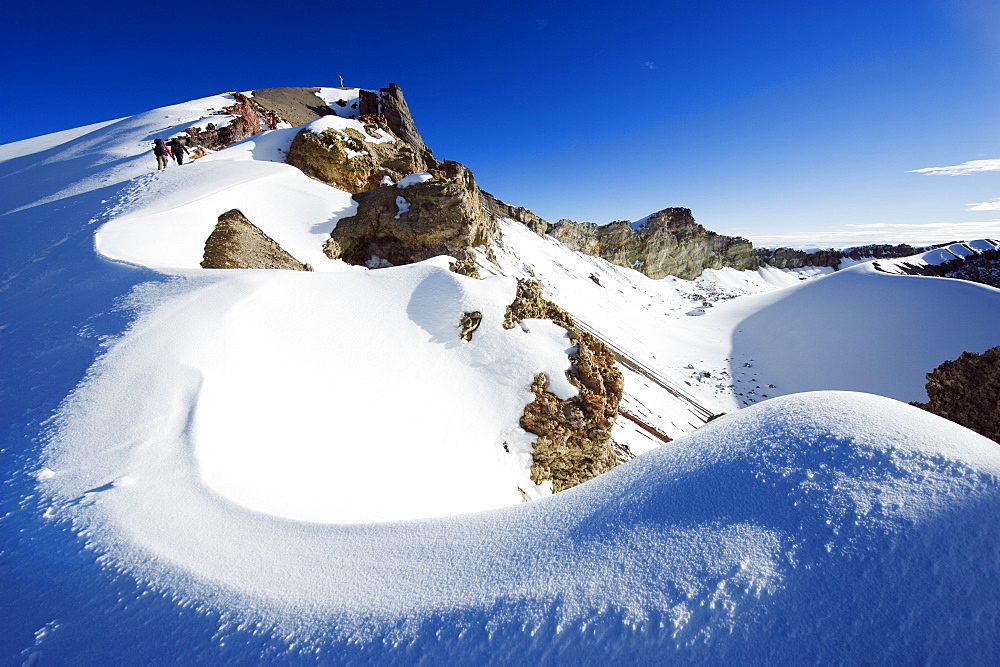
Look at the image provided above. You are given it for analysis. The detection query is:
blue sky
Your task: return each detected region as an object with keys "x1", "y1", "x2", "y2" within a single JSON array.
[{"x1": 2, "y1": 0, "x2": 997, "y2": 246}]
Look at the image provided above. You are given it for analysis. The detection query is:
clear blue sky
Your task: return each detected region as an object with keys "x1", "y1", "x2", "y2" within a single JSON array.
[{"x1": 2, "y1": 0, "x2": 997, "y2": 246}]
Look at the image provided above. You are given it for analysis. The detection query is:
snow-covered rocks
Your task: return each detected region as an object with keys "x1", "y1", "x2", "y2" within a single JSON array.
[
  {"x1": 285, "y1": 115, "x2": 430, "y2": 194},
  {"x1": 325, "y1": 161, "x2": 499, "y2": 266}
]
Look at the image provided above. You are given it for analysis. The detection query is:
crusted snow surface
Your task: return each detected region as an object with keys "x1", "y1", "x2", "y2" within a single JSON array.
[{"x1": 39, "y1": 391, "x2": 1000, "y2": 661}]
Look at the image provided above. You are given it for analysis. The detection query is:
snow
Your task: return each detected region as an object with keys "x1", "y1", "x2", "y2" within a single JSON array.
[
  {"x1": 36, "y1": 390, "x2": 1000, "y2": 661},
  {"x1": 316, "y1": 87, "x2": 361, "y2": 118},
  {"x1": 3, "y1": 89, "x2": 1000, "y2": 662},
  {"x1": 304, "y1": 115, "x2": 395, "y2": 143},
  {"x1": 397, "y1": 171, "x2": 433, "y2": 188},
  {"x1": 394, "y1": 195, "x2": 410, "y2": 218}
]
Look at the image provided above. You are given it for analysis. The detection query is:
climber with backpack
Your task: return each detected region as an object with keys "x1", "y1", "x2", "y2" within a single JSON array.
[
  {"x1": 168, "y1": 137, "x2": 190, "y2": 166},
  {"x1": 152, "y1": 138, "x2": 171, "y2": 170}
]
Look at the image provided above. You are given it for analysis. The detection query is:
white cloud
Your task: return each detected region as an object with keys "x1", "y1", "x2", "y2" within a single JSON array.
[
  {"x1": 967, "y1": 197, "x2": 1000, "y2": 211},
  {"x1": 641, "y1": 61, "x2": 656, "y2": 70},
  {"x1": 746, "y1": 220, "x2": 1000, "y2": 250},
  {"x1": 907, "y1": 158, "x2": 1000, "y2": 176}
]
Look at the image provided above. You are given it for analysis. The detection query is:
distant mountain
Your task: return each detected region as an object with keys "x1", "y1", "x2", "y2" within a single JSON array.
[{"x1": 2, "y1": 84, "x2": 998, "y2": 664}]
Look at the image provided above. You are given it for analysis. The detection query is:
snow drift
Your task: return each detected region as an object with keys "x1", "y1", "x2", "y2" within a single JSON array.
[{"x1": 3, "y1": 88, "x2": 1000, "y2": 662}]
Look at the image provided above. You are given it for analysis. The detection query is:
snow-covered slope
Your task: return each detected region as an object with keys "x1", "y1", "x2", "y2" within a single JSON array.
[{"x1": 3, "y1": 90, "x2": 999, "y2": 663}]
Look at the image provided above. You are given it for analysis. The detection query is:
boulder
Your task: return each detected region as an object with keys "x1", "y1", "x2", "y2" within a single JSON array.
[
  {"x1": 911, "y1": 346, "x2": 1000, "y2": 444},
  {"x1": 201, "y1": 209, "x2": 310, "y2": 271},
  {"x1": 285, "y1": 116, "x2": 430, "y2": 194},
  {"x1": 323, "y1": 161, "x2": 499, "y2": 266}
]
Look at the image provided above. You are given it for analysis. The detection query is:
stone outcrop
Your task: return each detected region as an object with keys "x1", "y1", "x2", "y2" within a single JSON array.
[
  {"x1": 285, "y1": 116, "x2": 431, "y2": 194},
  {"x1": 376, "y1": 83, "x2": 436, "y2": 168},
  {"x1": 757, "y1": 243, "x2": 924, "y2": 269},
  {"x1": 251, "y1": 87, "x2": 342, "y2": 126},
  {"x1": 885, "y1": 247, "x2": 1000, "y2": 288},
  {"x1": 480, "y1": 190, "x2": 550, "y2": 235},
  {"x1": 179, "y1": 92, "x2": 275, "y2": 153},
  {"x1": 551, "y1": 208, "x2": 758, "y2": 280},
  {"x1": 911, "y1": 346, "x2": 1000, "y2": 444},
  {"x1": 323, "y1": 161, "x2": 499, "y2": 266},
  {"x1": 507, "y1": 279, "x2": 624, "y2": 492},
  {"x1": 202, "y1": 209, "x2": 310, "y2": 271}
]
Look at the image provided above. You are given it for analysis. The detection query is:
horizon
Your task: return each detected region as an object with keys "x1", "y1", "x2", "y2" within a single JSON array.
[{"x1": 2, "y1": 0, "x2": 997, "y2": 247}]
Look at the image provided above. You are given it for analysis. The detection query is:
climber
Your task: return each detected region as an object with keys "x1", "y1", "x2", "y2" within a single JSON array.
[
  {"x1": 168, "y1": 137, "x2": 190, "y2": 166},
  {"x1": 152, "y1": 138, "x2": 171, "y2": 170}
]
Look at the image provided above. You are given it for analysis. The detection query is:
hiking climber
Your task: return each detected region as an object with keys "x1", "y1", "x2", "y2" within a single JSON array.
[
  {"x1": 152, "y1": 138, "x2": 170, "y2": 170},
  {"x1": 168, "y1": 137, "x2": 190, "y2": 166}
]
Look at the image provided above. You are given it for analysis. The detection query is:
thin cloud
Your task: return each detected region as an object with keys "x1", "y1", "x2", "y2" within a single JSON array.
[
  {"x1": 641, "y1": 61, "x2": 656, "y2": 70},
  {"x1": 907, "y1": 158, "x2": 1000, "y2": 176},
  {"x1": 968, "y1": 197, "x2": 1000, "y2": 211}
]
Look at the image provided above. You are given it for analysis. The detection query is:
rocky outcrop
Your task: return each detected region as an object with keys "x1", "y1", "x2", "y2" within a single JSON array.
[
  {"x1": 376, "y1": 83, "x2": 436, "y2": 168},
  {"x1": 179, "y1": 92, "x2": 275, "y2": 153},
  {"x1": 251, "y1": 87, "x2": 342, "y2": 126},
  {"x1": 323, "y1": 161, "x2": 499, "y2": 266},
  {"x1": 757, "y1": 243, "x2": 924, "y2": 269},
  {"x1": 911, "y1": 346, "x2": 1000, "y2": 444},
  {"x1": 507, "y1": 279, "x2": 624, "y2": 492},
  {"x1": 202, "y1": 209, "x2": 310, "y2": 271},
  {"x1": 551, "y1": 208, "x2": 758, "y2": 280},
  {"x1": 886, "y1": 247, "x2": 1000, "y2": 288},
  {"x1": 285, "y1": 116, "x2": 430, "y2": 194},
  {"x1": 480, "y1": 190, "x2": 550, "y2": 235}
]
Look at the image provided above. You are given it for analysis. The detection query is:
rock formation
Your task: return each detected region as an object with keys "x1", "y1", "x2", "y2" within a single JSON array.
[
  {"x1": 323, "y1": 161, "x2": 499, "y2": 266},
  {"x1": 506, "y1": 279, "x2": 624, "y2": 492},
  {"x1": 284, "y1": 116, "x2": 431, "y2": 194},
  {"x1": 551, "y1": 208, "x2": 758, "y2": 280},
  {"x1": 202, "y1": 209, "x2": 311, "y2": 271},
  {"x1": 480, "y1": 190, "x2": 550, "y2": 236},
  {"x1": 757, "y1": 243, "x2": 925, "y2": 269},
  {"x1": 911, "y1": 346, "x2": 1000, "y2": 444},
  {"x1": 179, "y1": 92, "x2": 275, "y2": 153},
  {"x1": 884, "y1": 247, "x2": 1000, "y2": 288},
  {"x1": 251, "y1": 87, "x2": 343, "y2": 126}
]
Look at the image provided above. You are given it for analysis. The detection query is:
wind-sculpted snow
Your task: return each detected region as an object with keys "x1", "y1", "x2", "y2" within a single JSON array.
[
  {"x1": 38, "y1": 392, "x2": 1000, "y2": 661},
  {"x1": 6, "y1": 91, "x2": 1000, "y2": 662}
]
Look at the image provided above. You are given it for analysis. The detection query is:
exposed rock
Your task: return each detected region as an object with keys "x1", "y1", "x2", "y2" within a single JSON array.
[
  {"x1": 458, "y1": 311, "x2": 483, "y2": 341},
  {"x1": 285, "y1": 116, "x2": 429, "y2": 194},
  {"x1": 251, "y1": 87, "x2": 341, "y2": 126},
  {"x1": 506, "y1": 279, "x2": 624, "y2": 492},
  {"x1": 377, "y1": 83, "x2": 436, "y2": 168},
  {"x1": 180, "y1": 92, "x2": 267, "y2": 152},
  {"x1": 479, "y1": 190, "x2": 551, "y2": 234},
  {"x1": 201, "y1": 209, "x2": 310, "y2": 271},
  {"x1": 911, "y1": 346, "x2": 1000, "y2": 444},
  {"x1": 551, "y1": 208, "x2": 758, "y2": 280},
  {"x1": 323, "y1": 161, "x2": 499, "y2": 266},
  {"x1": 756, "y1": 247, "x2": 844, "y2": 269},
  {"x1": 758, "y1": 243, "x2": 925, "y2": 269},
  {"x1": 449, "y1": 258, "x2": 481, "y2": 278},
  {"x1": 886, "y1": 248, "x2": 1000, "y2": 288}
]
